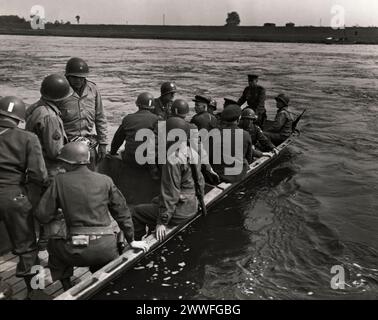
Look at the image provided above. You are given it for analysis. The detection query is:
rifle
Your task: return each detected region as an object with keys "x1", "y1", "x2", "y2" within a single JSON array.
[
  {"x1": 292, "y1": 109, "x2": 306, "y2": 135},
  {"x1": 189, "y1": 162, "x2": 207, "y2": 217}
]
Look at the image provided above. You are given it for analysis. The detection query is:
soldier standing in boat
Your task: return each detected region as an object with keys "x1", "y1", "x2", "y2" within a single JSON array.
[
  {"x1": 132, "y1": 117, "x2": 205, "y2": 241},
  {"x1": 26, "y1": 74, "x2": 72, "y2": 177},
  {"x1": 153, "y1": 82, "x2": 177, "y2": 120},
  {"x1": 36, "y1": 142, "x2": 149, "y2": 291},
  {"x1": 264, "y1": 94, "x2": 293, "y2": 146},
  {"x1": 56, "y1": 57, "x2": 108, "y2": 170},
  {"x1": 237, "y1": 74, "x2": 267, "y2": 128},
  {"x1": 0, "y1": 96, "x2": 49, "y2": 299}
]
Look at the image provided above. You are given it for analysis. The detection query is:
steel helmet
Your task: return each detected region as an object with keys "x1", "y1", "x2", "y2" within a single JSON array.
[
  {"x1": 166, "y1": 116, "x2": 189, "y2": 135},
  {"x1": 275, "y1": 93, "x2": 290, "y2": 106},
  {"x1": 160, "y1": 82, "x2": 177, "y2": 96},
  {"x1": 241, "y1": 108, "x2": 258, "y2": 120},
  {"x1": 171, "y1": 99, "x2": 189, "y2": 117},
  {"x1": 57, "y1": 141, "x2": 90, "y2": 165},
  {"x1": 0, "y1": 96, "x2": 26, "y2": 121},
  {"x1": 40, "y1": 74, "x2": 73, "y2": 102},
  {"x1": 209, "y1": 98, "x2": 217, "y2": 110},
  {"x1": 136, "y1": 92, "x2": 155, "y2": 109},
  {"x1": 65, "y1": 57, "x2": 89, "y2": 77}
]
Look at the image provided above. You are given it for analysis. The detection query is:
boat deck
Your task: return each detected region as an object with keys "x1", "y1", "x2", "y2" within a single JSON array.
[{"x1": 0, "y1": 250, "x2": 89, "y2": 300}]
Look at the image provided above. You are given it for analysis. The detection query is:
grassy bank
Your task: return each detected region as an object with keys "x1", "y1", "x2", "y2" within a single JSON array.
[{"x1": 0, "y1": 24, "x2": 378, "y2": 44}]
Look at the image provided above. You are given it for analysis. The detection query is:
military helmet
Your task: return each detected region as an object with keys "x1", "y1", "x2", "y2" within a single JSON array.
[
  {"x1": 275, "y1": 93, "x2": 290, "y2": 106},
  {"x1": 209, "y1": 98, "x2": 217, "y2": 110},
  {"x1": 41, "y1": 74, "x2": 73, "y2": 102},
  {"x1": 136, "y1": 92, "x2": 155, "y2": 109},
  {"x1": 57, "y1": 142, "x2": 90, "y2": 165},
  {"x1": 166, "y1": 116, "x2": 189, "y2": 134},
  {"x1": 160, "y1": 82, "x2": 177, "y2": 96},
  {"x1": 241, "y1": 108, "x2": 258, "y2": 120},
  {"x1": 0, "y1": 96, "x2": 26, "y2": 121},
  {"x1": 171, "y1": 99, "x2": 189, "y2": 117},
  {"x1": 65, "y1": 57, "x2": 89, "y2": 77}
]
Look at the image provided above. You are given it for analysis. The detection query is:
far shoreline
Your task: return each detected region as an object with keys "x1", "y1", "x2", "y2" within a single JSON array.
[{"x1": 1, "y1": 24, "x2": 378, "y2": 44}]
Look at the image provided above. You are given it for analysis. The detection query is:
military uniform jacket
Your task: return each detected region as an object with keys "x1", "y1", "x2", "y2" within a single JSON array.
[
  {"x1": 269, "y1": 107, "x2": 293, "y2": 138},
  {"x1": 240, "y1": 123, "x2": 275, "y2": 151},
  {"x1": 26, "y1": 99, "x2": 67, "y2": 164},
  {"x1": 110, "y1": 109, "x2": 159, "y2": 159},
  {"x1": 190, "y1": 111, "x2": 218, "y2": 131},
  {"x1": 157, "y1": 145, "x2": 205, "y2": 226},
  {"x1": 56, "y1": 80, "x2": 108, "y2": 145},
  {"x1": 153, "y1": 97, "x2": 172, "y2": 121},
  {"x1": 0, "y1": 119, "x2": 47, "y2": 186},
  {"x1": 35, "y1": 166, "x2": 135, "y2": 243},
  {"x1": 237, "y1": 85, "x2": 266, "y2": 115}
]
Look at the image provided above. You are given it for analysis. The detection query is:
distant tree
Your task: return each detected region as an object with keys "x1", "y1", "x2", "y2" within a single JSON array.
[
  {"x1": 225, "y1": 11, "x2": 240, "y2": 27},
  {"x1": 75, "y1": 15, "x2": 80, "y2": 24},
  {"x1": 65, "y1": 21, "x2": 71, "y2": 25},
  {"x1": 54, "y1": 20, "x2": 60, "y2": 25}
]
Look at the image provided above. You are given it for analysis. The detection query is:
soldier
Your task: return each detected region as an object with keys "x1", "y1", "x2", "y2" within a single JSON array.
[
  {"x1": 0, "y1": 96, "x2": 48, "y2": 299},
  {"x1": 132, "y1": 117, "x2": 205, "y2": 241},
  {"x1": 35, "y1": 142, "x2": 149, "y2": 291},
  {"x1": 239, "y1": 109, "x2": 278, "y2": 155},
  {"x1": 190, "y1": 95, "x2": 218, "y2": 131},
  {"x1": 57, "y1": 57, "x2": 108, "y2": 170},
  {"x1": 211, "y1": 104, "x2": 253, "y2": 183},
  {"x1": 153, "y1": 82, "x2": 177, "y2": 120},
  {"x1": 110, "y1": 92, "x2": 159, "y2": 179},
  {"x1": 26, "y1": 74, "x2": 72, "y2": 177},
  {"x1": 208, "y1": 98, "x2": 217, "y2": 116},
  {"x1": 264, "y1": 94, "x2": 293, "y2": 146},
  {"x1": 237, "y1": 74, "x2": 267, "y2": 128}
]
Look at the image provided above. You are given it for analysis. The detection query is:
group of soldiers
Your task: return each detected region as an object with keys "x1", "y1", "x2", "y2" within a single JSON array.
[{"x1": 0, "y1": 57, "x2": 293, "y2": 299}]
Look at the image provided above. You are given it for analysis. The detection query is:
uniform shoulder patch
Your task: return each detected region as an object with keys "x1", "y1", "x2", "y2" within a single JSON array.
[{"x1": 52, "y1": 129, "x2": 61, "y2": 141}]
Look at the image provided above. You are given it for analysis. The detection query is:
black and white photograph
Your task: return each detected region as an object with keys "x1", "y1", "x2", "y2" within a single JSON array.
[{"x1": 0, "y1": 0, "x2": 377, "y2": 307}]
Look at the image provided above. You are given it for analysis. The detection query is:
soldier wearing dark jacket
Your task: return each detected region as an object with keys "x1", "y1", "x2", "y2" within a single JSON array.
[
  {"x1": 211, "y1": 105, "x2": 253, "y2": 183},
  {"x1": 26, "y1": 74, "x2": 72, "y2": 176},
  {"x1": 190, "y1": 95, "x2": 218, "y2": 131},
  {"x1": 239, "y1": 109, "x2": 277, "y2": 155},
  {"x1": 237, "y1": 74, "x2": 267, "y2": 128},
  {"x1": 56, "y1": 57, "x2": 108, "y2": 170},
  {"x1": 0, "y1": 96, "x2": 48, "y2": 298},
  {"x1": 153, "y1": 82, "x2": 177, "y2": 120},
  {"x1": 110, "y1": 92, "x2": 158, "y2": 163},
  {"x1": 132, "y1": 117, "x2": 205, "y2": 242},
  {"x1": 264, "y1": 94, "x2": 293, "y2": 145},
  {"x1": 36, "y1": 142, "x2": 148, "y2": 290}
]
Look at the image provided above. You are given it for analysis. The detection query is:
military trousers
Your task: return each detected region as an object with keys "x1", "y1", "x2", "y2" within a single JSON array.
[
  {"x1": 47, "y1": 234, "x2": 118, "y2": 281},
  {"x1": 0, "y1": 185, "x2": 39, "y2": 277}
]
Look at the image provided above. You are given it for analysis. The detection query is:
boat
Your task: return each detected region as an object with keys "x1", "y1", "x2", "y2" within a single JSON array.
[
  {"x1": 0, "y1": 118, "x2": 303, "y2": 300},
  {"x1": 55, "y1": 134, "x2": 298, "y2": 300}
]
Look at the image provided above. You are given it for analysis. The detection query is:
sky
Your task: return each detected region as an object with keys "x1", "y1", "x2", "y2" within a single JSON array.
[{"x1": 1, "y1": 0, "x2": 377, "y2": 26}]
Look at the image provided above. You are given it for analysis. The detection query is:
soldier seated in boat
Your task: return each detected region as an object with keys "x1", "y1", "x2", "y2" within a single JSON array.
[
  {"x1": 171, "y1": 99, "x2": 220, "y2": 185},
  {"x1": 210, "y1": 104, "x2": 255, "y2": 183},
  {"x1": 239, "y1": 109, "x2": 279, "y2": 155},
  {"x1": 153, "y1": 82, "x2": 177, "y2": 120},
  {"x1": 132, "y1": 117, "x2": 205, "y2": 242},
  {"x1": 110, "y1": 92, "x2": 160, "y2": 179},
  {"x1": 190, "y1": 95, "x2": 218, "y2": 131},
  {"x1": 0, "y1": 96, "x2": 49, "y2": 299},
  {"x1": 237, "y1": 74, "x2": 267, "y2": 128},
  {"x1": 264, "y1": 94, "x2": 293, "y2": 146},
  {"x1": 35, "y1": 142, "x2": 149, "y2": 291},
  {"x1": 208, "y1": 98, "x2": 217, "y2": 116}
]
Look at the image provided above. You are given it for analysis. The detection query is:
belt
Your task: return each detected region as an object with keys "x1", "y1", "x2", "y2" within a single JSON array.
[{"x1": 69, "y1": 225, "x2": 115, "y2": 236}]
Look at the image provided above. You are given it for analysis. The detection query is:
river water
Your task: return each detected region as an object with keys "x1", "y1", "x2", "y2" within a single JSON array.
[{"x1": 0, "y1": 35, "x2": 377, "y2": 300}]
